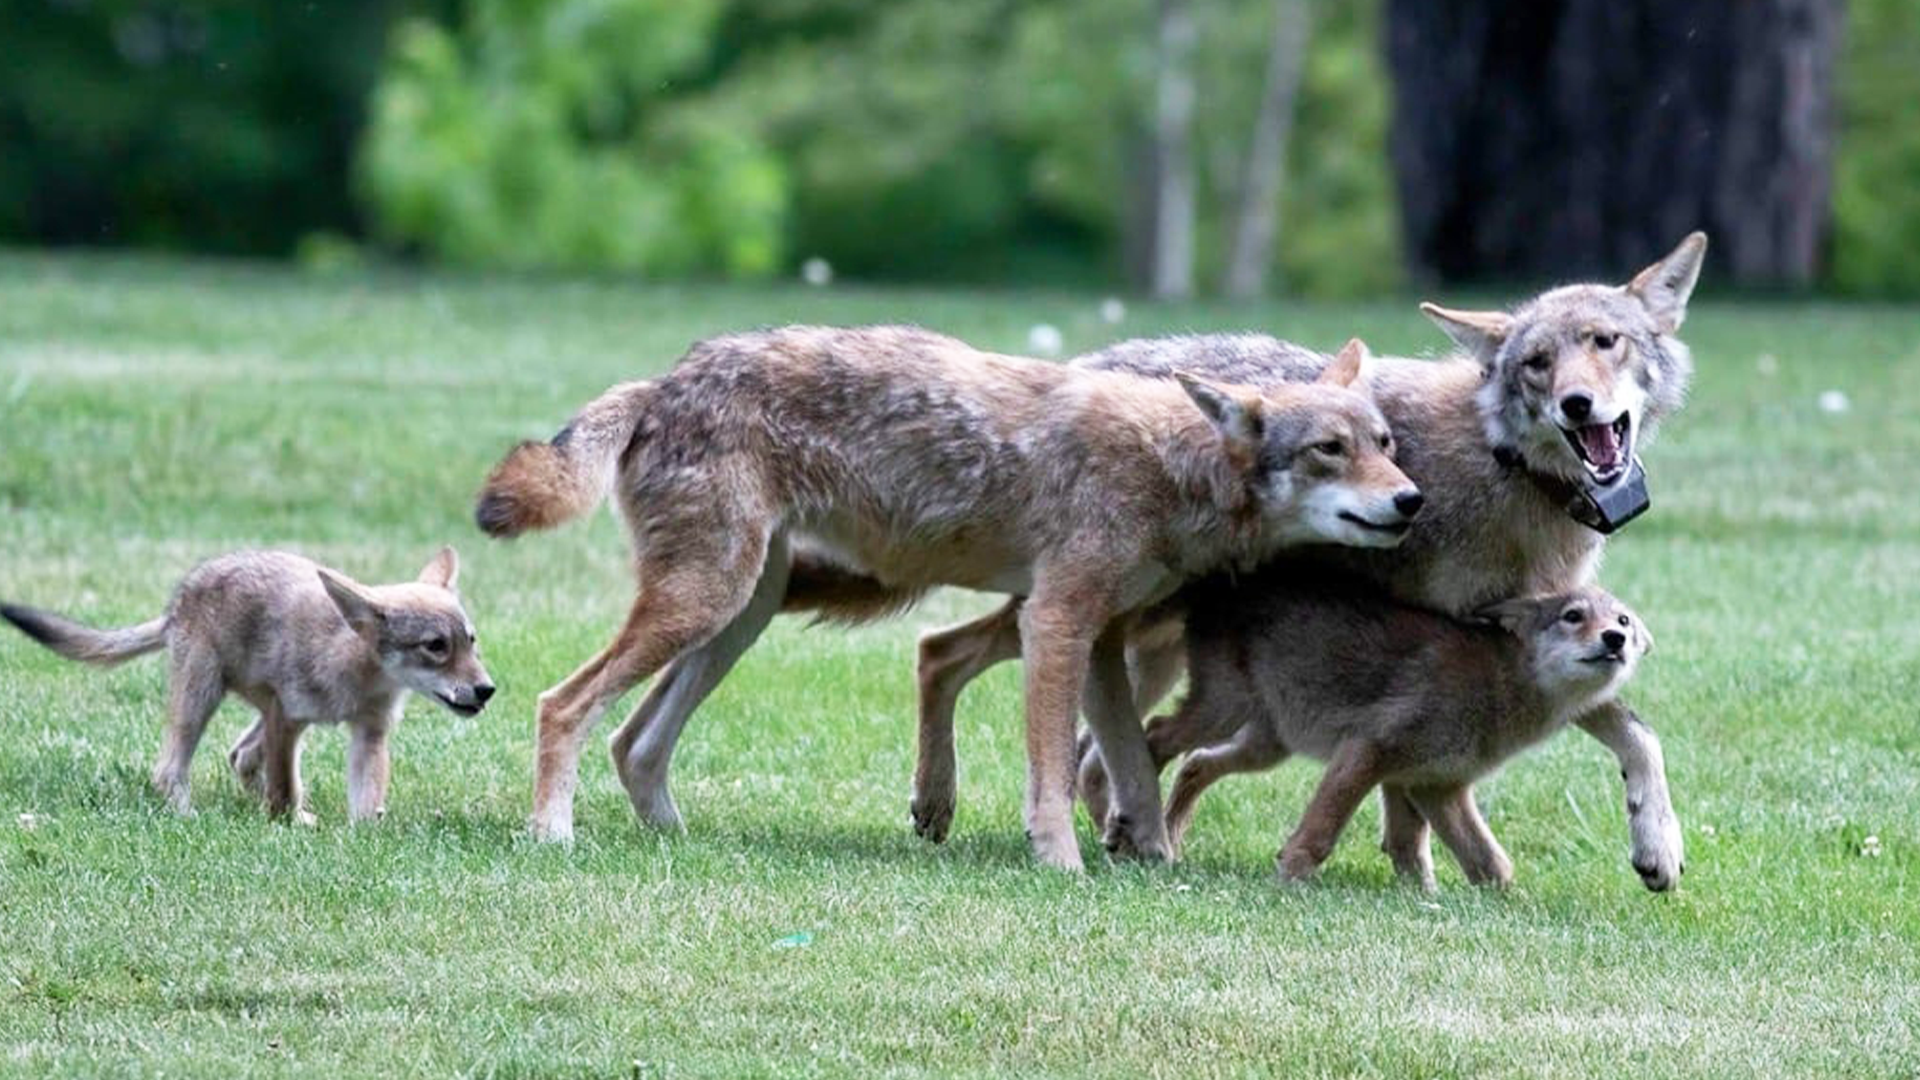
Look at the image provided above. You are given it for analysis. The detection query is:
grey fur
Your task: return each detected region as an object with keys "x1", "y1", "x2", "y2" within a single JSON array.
[
  {"x1": 2, "y1": 548, "x2": 493, "y2": 822},
  {"x1": 1146, "y1": 570, "x2": 1651, "y2": 888},
  {"x1": 900, "y1": 233, "x2": 1706, "y2": 889}
]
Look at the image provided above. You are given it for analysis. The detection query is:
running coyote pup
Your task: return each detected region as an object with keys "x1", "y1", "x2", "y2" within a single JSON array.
[
  {"x1": 1149, "y1": 569, "x2": 1650, "y2": 889},
  {"x1": 2, "y1": 548, "x2": 493, "y2": 823}
]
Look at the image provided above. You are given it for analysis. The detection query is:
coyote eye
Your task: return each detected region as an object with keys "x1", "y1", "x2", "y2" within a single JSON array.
[
  {"x1": 1523, "y1": 353, "x2": 1551, "y2": 373},
  {"x1": 423, "y1": 636, "x2": 450, "y2": 655},
  {"x1": 1560, "y1": 609, "x2": 1584, "y2": 625},
  {"x1": 1316, "y1": 440, "x2": 1345, "y2": 456},
  {"x1": 1592, "y1": 332, "x2": 1618, "y2": 350}
]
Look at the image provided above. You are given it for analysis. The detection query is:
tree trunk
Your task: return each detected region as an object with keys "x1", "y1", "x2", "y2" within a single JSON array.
[
  {"x1": 1225, "y1": 0, "x2": 1311, "y2": 299},
  {"x1": 1384, "y1": 0, "x2": 1842, "y2": 288},
  {"x1": 1150, "y1": 0, "x2": 1197, "y2": 299}
]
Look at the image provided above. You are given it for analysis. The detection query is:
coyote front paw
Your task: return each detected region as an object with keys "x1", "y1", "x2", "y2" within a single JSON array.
[
  {"x1": 1103, "y1": 813, "x2": 1173, "y2": 864},
  {"x1": 1027, "y1": 826, "x2": 1085, "y2": 873},
  {"x1": 528, "y1": 813, "x2": 575, "y2": 845},
  {"x1": 1629, "y1": 803, "x2": 1684, "y2": 892},
  {"x1": 910, "y1": 793, "x2": 954, "y2": 843}
]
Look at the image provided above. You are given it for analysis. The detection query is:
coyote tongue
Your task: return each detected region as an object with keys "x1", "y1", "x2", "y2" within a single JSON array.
[{"x1": 1575, "y1": 422, "x2": 1623, "y2": 473}]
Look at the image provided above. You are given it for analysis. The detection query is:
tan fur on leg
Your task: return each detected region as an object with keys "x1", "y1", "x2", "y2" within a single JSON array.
[
  {"x1": 1409, "y1": 784, "x2": 1513, "y2": 887},
  {"x1": 1380, "y1": 784, "x2": 1436, "y2": 890},
  {"x1": 1277, "y1": 740, "x2": 1385, "y2": 882},
  {"x1": 912, "y1": 599, "x2": 1022, "y2": 842},
  {"x1": 530, "y1": 530, "x2": 770, "y2": 842}
]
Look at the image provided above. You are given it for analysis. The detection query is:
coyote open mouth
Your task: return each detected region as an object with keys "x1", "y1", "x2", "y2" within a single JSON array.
[{"x1": 1563, "y1": 413, "x2": 1632, "y2": 483}]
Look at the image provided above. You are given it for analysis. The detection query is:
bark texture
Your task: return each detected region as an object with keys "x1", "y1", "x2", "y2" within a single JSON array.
[{"x1": 1385, "y1": 0, "x2": 1840, "y2": 286}]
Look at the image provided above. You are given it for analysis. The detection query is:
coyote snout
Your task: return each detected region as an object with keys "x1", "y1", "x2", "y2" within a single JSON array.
[
  {"x1": 1310, "y1": 478, "x2": 1424, "y2": 548},
  {"x1": 1236, "y1": 339, "x2": 1422, "y2": 549}
]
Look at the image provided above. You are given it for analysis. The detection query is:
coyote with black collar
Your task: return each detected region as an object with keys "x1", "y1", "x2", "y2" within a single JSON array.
[
  {"x1": 793, "y1": 233, "x2": 1705, "y2": 890},
  {"x1": 474, "y1": 328, "x2": 1419, "y2": 870}
]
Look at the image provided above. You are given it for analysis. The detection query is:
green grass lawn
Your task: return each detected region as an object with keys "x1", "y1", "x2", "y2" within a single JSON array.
[{"x1": 1, "y1": 251, "x2": 1916, "y2": 1078}]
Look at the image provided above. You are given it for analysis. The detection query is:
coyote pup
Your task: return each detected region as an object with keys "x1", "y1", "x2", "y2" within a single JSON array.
[
  {"x1": 2, "y1": 548, "x2": 493, "y2": 823},
  {"x1": 1151, "y1": 570, "x2": 1650, "y2": 889}
]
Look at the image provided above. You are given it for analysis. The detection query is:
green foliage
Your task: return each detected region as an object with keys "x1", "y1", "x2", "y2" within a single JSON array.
[
  {"x1": 357, "y1": 0, "x2": 786, "y2": 276},
  {"x1": 704, "y1": 0, "x2": 1400, "y2": 294},
  {"x1": 0, "y1": 0, "x2": 419, "y2": 254},
  {"x1": 1273, "y1": 0, "x2": 1402, "y2": 295},
  {"x1": 1829, "y1": 0, "x2": 1920, "y2": 295},
  {"x1": 10, "y1": 0, "x2": 1913, "y2": 296}
]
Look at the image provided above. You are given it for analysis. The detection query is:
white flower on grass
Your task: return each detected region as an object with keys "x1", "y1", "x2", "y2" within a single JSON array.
[
  {"x1": 1818, "y1": 390, "x2": 1850, "y2": 414},
  {"x1": 1099, "y1": 297, "x2": 1127, "y2": 325},
  {"x1": 1861, "y1": 834, "x2": 1882, "y2": 858},
  {"x1": 1027, "y1": 323, "x2": 1063, "y2": 357},
  {"x1": 17, "y1": 812, "x2": 43, "y2": 831},
  {"x1": 801, "y1": 257, "x2": 833, "y2": 287}
]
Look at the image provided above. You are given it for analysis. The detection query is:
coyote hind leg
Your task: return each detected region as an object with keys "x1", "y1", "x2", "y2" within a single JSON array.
[
  {"x1": 609, "y1": 532, "x2": 792, "y2": 831},
  {"x1": 912, "y1": 598, "x2": 1023, "y2": 842},
  {"x1": 152, "y1": 641, "x2": 224, "y2": 815},
  {"x1": 529, "y1": 525, "x2": 772, "y2": 843}
]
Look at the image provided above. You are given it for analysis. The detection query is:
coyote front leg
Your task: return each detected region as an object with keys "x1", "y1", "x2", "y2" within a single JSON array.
[
  {"x1": 1019, "y1": 589, "x2": 1115, "y2": 872},
  {"x1": 1277, "y1": 739, "x2": 1385, "y2": 882},
  {"x1": 1577, "y1": 700, "x2": 1684, "y2": 892},
  {"x1": 346, "y1": 713, "x2": 396, "y2": 822},
  {"x1": 1084, "y1": 622, "x2": 1171, "y2": 861}
]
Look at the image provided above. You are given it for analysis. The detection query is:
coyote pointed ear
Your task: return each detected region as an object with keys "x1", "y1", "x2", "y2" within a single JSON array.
[
  {"x1": 318, "y1": 570, "x2": 386, "y2": 634},
  {"x1": 418, "y1": 545, "x2": 460, "y2": 590},
  {"x1": 1470, "y1": 596, "x2": 1540, "y2": 635},
  {"x1": 1318, "y1": 338, "x2": 1372, "y2": 388},
  {"x1": 1176, "y1": 371, "x2": 1262, "y2": 449},
  {"x1": 1628, "y1": 231, "x2": 1707, "y2": 334},
  {"x1": 1420, "y1": 303, "x2": 1513, "y2": 363}
]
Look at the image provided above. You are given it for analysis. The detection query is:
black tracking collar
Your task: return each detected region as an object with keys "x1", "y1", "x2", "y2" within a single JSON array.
[{"x1": 1493, "y1": 446, "x2": 1651, "y2": 535}]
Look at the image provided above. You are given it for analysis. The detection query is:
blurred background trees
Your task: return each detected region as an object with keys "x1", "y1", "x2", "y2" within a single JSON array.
[
  {"x1": 1, "y1": 0, "x2": 1914, "y2": 295},
  {"x1": 1386, "y1": 0, "x2": 1841, "y2": 288},
  {"x1": 357, "y1": 0, "x2": 785, "y2": 276}
]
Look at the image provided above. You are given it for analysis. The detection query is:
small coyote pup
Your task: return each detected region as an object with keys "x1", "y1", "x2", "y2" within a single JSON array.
[
  {"x1": 2, "y1": 548, "x2": 494, "y2": 823},
  {"x1": 1151, "y1": 570, "x2": 1650, "y2": 889}
]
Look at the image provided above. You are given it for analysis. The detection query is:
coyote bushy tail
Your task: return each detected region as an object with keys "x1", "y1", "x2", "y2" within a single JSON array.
[
  {"x1": 0, "y1": 605, "x2": 167, "y2": 666},
  {"x1": 475, "y1": 380, "x2": 652, "y2": 538}
]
